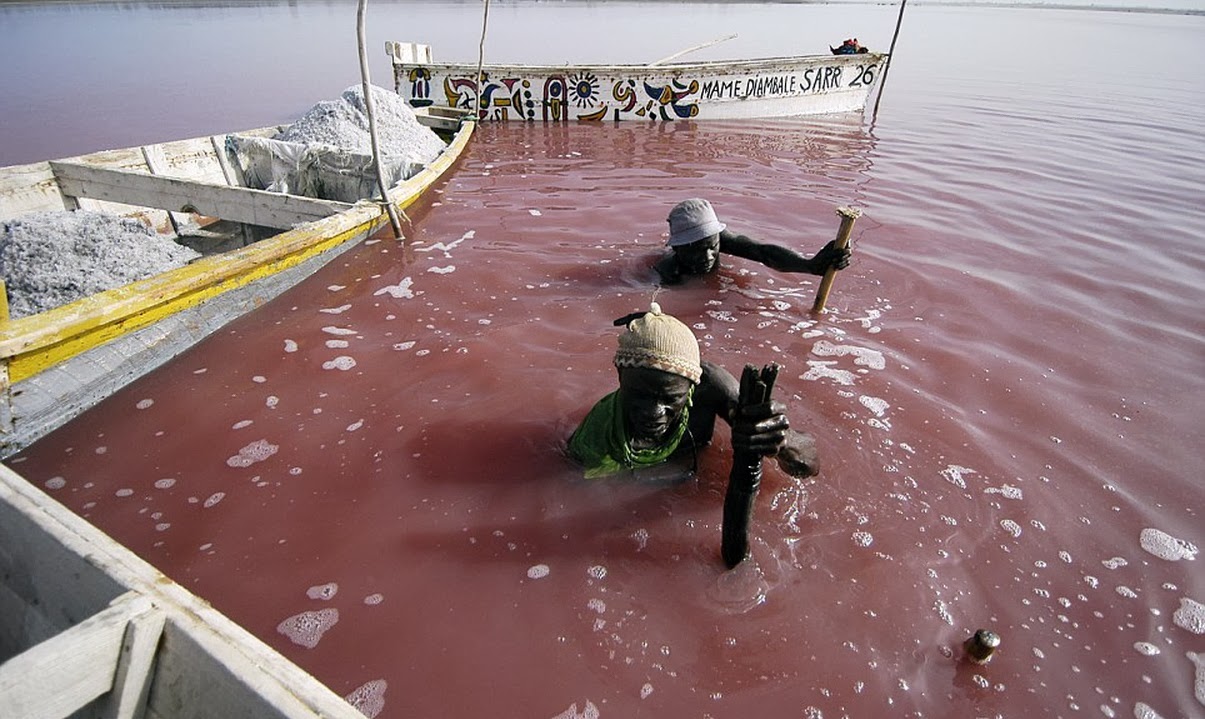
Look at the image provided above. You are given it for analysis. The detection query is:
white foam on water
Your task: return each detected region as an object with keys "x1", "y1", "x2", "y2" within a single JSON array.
[
  {"x1": 44, "y1": 476, "x2": 66, "y2": 490},
  {"x1": 322, "y1": 356, "x2": 357, "y2": 371},
  {"x1": 940, "y1": 465, "x2": 976, "y2": 490},
  {"x1": 527, "y1": 564, "x2": 550, "y2": 579},
  {"x1": 347, "y1": 419, "x2": 364, "y2": 432},
  {"x1": 326, "y1": 339, "x2": 349, "y2": 349},
  {"x1": 136, "y1": 398, "x2": 154, "y2": 410},
  {"x1": 1173, "y1": 597, "x2": 1204, "y2": 634},
  {"x1": 265, "y1": 396, "x2": 279, "y2": 409},
  {"x1": 276, "y1": 608, "x2": 339, "y2": 649},
  {"x1": 363, "y1": 593, "x2": 384, "y2": 605},
  {"x1": 413, "y1": 230, "x2": 472, "y2": 258},
  {"x1": 155, "y1": 523, "x2": 171, "y2": 532},
  {"x1": 284, "y1": 339, "x2": 298, "y2": 353},
  {"x1": 985, "y1": 484, "x2": 1024, "y2": 500},
  {"x1": 319, "y1": 304, "x2": 351, "y2": 315},
  {"x1": 801, "y1": 360, "x2": 856, "y2": 385},
  {"x1": 393, "y1": 341, "x2": 416, "y2": 351},
  {"x1": 587, "y1": 565, "x2": 607, "y2": 580},
  {"x1": 934, "y1": 599, "x2": 954, "y2": 626},
  {"x1": 587, "y1": 598, "x2": 606, "y2": 614},
  {"x1": 115, "y1": 488, "x2": 133, "y2": 497},
  {"x1": 1116, "y1": 586, "x2": 1138, "y2": 599},
  {"x1": 415, "y1": 349, "x2": 431, "y2": 356},
  {"x1": 252, "y1": 375, "x2": 266, "y2": 383},
  {"x1": 859, "y1": 396, "x2": 889, "y2": 416},
  {"x1": 306, "y1": 582, "x2": 338, "y2": 601},
  {"x1": 1001, "y1": 519, "x2": 1023, "y2": 538},
  {"x1": 1133, "y1": 701, "x2": 1164, "y2": 719},
  {"x1": 852, "y1": 531, "x2": 874, "y2": 547},
  {"x1": 1139, "y1": 528, "x2": 1198, "y2": 562},
  {"x1": 344, "y1": 678, "x2": 387, "y2": 719},
  {"x1": 1133, "y1": 642, "x2": 1160, "y2": 656},
  {"x1": 322, "y1": 326, "x2": 357, "y2": 336},
  {"x1": 1187, "y1": 652, "x2": 1205, "y2": 706},
  {"x1": 203, "y1": 492, "x2": 225, "y2": 508},
  {"x1": 327, "y1": 285, "x2": 345, "y2": 292},
  {"x1": 632, "y1": 528, "x2": 649, "y2": 551},
  {"x1": 811, "y1": 339, "x2": 886, "y2": 370},
  {"x1": 528, "y1": 209, "x2": 542, "y2": 216},
  {"x1": 551, "y1": 700, "x2": 600, "y2": 719},
  {"x1": 226, "y1": 439, "x2": 279, "y2": 468},
  {"x1": 1102, "y1": 557, "x2": 1128, "y2": 570},
  {"x1": 374, "y1": 277, "x2": 415, "y2": 299},
  {"x1": 640, "y1": 682, "x2": 654, "y2": 699},
  {"x1": 428, "y1": 265, "x2": 455, "y2": 274}
]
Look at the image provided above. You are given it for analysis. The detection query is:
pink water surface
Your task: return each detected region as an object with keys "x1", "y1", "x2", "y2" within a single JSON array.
[{"x1": 5, "y1": 3, "x2": 1204, "y2": 718}]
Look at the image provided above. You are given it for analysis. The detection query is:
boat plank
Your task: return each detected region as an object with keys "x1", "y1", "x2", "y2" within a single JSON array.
[
  {"x1": 50, "y1": 161, "x2": 354, "y2": 230},
  {"x1": 0, "y1": 592, "x2": 155, "y2": 719}
]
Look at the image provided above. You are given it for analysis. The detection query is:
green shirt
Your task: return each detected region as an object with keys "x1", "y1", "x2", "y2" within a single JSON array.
[{"x1": 567, "y1": 389, "x2": 692, "y2": 478}]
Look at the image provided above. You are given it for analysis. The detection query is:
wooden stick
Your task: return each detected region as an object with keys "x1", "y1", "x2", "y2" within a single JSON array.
[
  {"x1": 811, "y1": 206, "x2": 862, "y2": 314},
  {"x1": 356, "y1": 0, "x2": 404, "y2": 239},
  {"x1": 650, "y1": 34, "x2": 738, "y2": 66}
]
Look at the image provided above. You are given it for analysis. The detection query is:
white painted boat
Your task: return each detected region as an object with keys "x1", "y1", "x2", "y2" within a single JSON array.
[
  {"x1": 0, "y1": 106, "x2": 474, "y2": 457},
  {"x1": 0, "y1": 461, "x2": 370, "y2": 719},
  {"x1": 388, "y1": 41, "x2": 886, "y2": 121}
]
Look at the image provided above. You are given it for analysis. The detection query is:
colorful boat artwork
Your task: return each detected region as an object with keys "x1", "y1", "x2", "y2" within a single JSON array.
[{"x1": 387, "y1": 41, "x2": 887, "y2": 122}]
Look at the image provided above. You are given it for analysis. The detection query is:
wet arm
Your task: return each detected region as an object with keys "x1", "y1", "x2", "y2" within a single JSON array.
[{"x1": 719, "y1": 230, "x2": 845, "y2": 276}]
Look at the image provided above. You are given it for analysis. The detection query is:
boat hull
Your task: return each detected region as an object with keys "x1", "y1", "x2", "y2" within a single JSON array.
[
  {"x1": 0, "y1": 115, "x2": 474, "y2": 457},
  {"x1": 388, "y1": 44, "x2": 886, "y2": 121}
]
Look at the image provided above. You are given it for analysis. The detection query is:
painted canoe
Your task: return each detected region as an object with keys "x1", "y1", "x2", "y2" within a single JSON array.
[
  {"x1": 388, "y1": 41, "x2": 886, "y2": 122},
  {"x1": 0, "y1": 106, "x2": 474, "y2": 457}
]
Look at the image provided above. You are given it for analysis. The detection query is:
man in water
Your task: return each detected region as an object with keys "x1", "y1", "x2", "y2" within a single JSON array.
[
  {"x1": 568, "y1": 302, "x2": 818, "y2": 479},
  {"x1": 654, "y1": 198, "x2": 852, "y2": 285}
]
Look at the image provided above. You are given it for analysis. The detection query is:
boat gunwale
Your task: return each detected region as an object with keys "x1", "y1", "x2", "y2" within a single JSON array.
[
  {"x1": 392, "y1": 51, "x2": 888, "y2": 74},
  {"x1": 0, "y1": 120, "x2": 475, "y2": 369}
]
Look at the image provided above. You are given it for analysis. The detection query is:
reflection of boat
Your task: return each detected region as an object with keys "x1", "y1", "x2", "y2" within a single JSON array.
[
  {"x1": 388, "y1": 41, "x2": 886, "y2": 122},
  {"x1": 0, "y1": 108, "x2": 473, "y2": 457},
  {"x1": 0, "y1": 462, "x2": 367, "y2": 718}
]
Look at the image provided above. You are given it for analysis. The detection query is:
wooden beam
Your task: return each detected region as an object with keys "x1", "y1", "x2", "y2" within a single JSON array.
[
  {"x1": 101, "y1": 605, "x2": 166, "y2": 719},
  {"x1": 49, "y1": 162, "x2": 352, "y2": 230},
  {"x1": 0, "y1": 592, "x2": 159, "y2": 719}
]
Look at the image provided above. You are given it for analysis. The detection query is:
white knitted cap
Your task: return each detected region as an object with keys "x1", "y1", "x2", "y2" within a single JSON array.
[{"x1": 613, "y1": 302, "x2": 702, "y2": 384}]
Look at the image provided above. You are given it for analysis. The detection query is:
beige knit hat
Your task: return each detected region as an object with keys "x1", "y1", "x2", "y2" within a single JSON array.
[{"x1": 613, "y1": 302, "x2": 702, "y2": 384}]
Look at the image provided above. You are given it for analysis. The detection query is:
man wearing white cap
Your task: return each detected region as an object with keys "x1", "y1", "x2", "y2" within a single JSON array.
[
  {"x1": 568, "y1": 302, "x2": 818, "y2": 479},
  {"x1": 655, "y1": 198, "x2": 851, "y2": 284}
]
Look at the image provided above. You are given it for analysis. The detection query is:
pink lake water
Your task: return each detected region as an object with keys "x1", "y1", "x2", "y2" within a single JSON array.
[{"x1": 3, "y1": 2, "x2": 1204, "y2": 718}]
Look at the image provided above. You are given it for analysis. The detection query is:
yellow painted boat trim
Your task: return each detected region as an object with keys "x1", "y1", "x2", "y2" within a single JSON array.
[{"x1": 0, "y1": 122, "x2": 473, "y2": 385}]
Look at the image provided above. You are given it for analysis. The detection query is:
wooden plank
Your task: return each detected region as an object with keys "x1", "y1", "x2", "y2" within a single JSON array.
[
  {"x1": 141, "y1": 144, "x2": 189, "y2": 234},
  {"x1": 50, "y1": 161, "x2": 352, "y2": 230},
  {"x1": 101, "y1": 606, "x2": 166, "y2": 719},
  {"x1": 0, "y1": 592, "x2": 155, "y2": 719}
]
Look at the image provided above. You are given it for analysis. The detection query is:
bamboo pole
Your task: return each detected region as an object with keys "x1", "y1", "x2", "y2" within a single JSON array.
[
  {"x1": 356, "y1": 0, "x2": 404, "y2": 239},
  {"x1": 474, "y1": 0, "x2": 491, "y2": 119},
  {"x1": 872, "y1": 0, "x2": 908, "y2": 120},
  {"x1": 811, "y1": 206, "x2": 862, "y2": 314}
]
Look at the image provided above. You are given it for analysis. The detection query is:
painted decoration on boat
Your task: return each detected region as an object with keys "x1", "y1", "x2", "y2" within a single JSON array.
[{"x1": 391, "y1": 52, "x2": 885, "y2": 122}]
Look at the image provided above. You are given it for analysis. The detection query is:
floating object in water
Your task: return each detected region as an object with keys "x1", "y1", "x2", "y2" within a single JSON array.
[{"x1": 964, "y1": 629, "x2": 1001, "y2": 664}]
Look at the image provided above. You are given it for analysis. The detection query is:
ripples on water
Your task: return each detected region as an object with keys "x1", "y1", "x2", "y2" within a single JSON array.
[{"x1": 5, "y1": 2, "x2": 1204, "y2": 718}]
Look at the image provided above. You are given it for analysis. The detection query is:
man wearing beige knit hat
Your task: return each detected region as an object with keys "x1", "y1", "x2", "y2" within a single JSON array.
[
  {"x1": 654, "y1": 198, "x2": 850, "y2": 285},
  {"x1": 568, "y1": 302, "x2": 818, "y2": 479}
]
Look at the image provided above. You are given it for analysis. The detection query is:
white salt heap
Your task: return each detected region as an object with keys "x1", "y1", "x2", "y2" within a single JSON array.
[
  {"x1": 275, "y1": 84, "x2": 445, "y2": 165},
  {"x1": 1, "y1": 210, "x2": 200, "y2": 319}
]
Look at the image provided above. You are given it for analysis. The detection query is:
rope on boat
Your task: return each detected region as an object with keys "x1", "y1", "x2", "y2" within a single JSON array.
[
  {"x1": 356, "y1": 0, "x2": 405, "y2": 239},
  {"x1": 474, "y1": 0, "x2": 491, "y2": 119},
  {"x1": 872, "y1": 0, "x2": 909, "y2": 120}
]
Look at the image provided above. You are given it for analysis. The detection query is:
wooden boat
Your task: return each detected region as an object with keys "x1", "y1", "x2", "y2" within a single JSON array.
[
  {"x1": 0, "y1": 105, "x2": 474, "y2": 458},
  {"x1": 0, "y1": 461, "x2": 369, "y2": 718},
  {"x1": 388, "y1": 41, "x2": 887, "y2": 121}
]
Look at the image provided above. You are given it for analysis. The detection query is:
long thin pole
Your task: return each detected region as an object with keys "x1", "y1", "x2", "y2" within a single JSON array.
[
  {"x1": 650, "y1": 33, "x2": 738, "y2": 66},
  {"x1": 474, "y1": 0, "x2": 491, "y2": 119},
  {"x1": 811, "y1": 206, "x2": 862, "y2": 314},
  {"x1": 356, "y1": 0, "x2": 403, "y2": 239},
  {"x1": 872, "y1": 0, "x2": 908, "y2": 120}
]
